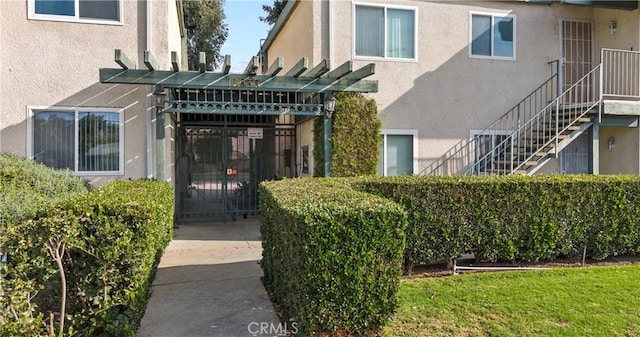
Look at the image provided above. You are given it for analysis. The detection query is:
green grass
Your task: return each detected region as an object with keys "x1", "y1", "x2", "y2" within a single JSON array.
[{"x1": 384, "y1": 265, "x2": 640, "y2": 337}]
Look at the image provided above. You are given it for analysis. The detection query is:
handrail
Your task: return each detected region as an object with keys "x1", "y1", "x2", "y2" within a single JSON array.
[
  {"x1": 465, "y1": 64, "x2": 601, "y2": 175},
  {"x1": 419, "y1": 61, "x2": 560, "y2": 176}
]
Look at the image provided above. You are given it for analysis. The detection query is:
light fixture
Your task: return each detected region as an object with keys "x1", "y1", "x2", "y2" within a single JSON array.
[
  {"x1": 608, "y1": 137, "x2": 616, "y2": 151},
  {"x1": 608, "y1": 20, "x2": 617, "y2": 35},
  {"x1": 323, "y1": 93, "x2": 336, "y2": 118},
  {"x1": 153, "y1": 84, "x2": 166, "y2": 111}
]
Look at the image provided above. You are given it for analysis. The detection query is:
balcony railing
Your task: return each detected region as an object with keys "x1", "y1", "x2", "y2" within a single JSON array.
[{"x1": 601, "y1": 48, "x2": 640, "y2": 100}]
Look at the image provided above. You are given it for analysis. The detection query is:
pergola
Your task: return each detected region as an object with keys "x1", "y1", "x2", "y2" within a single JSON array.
[{"x1": 99, "y1": 50, "x2": 378, "y2": 178}]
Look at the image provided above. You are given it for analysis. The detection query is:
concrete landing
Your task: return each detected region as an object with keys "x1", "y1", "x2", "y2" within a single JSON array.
[{"x1": 137, "y1": 220, "x2": 280, "y2": 337}]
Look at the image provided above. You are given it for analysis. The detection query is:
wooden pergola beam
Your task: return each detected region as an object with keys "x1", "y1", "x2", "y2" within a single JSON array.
[
  {"x1": 265, "y1": 57, "x2": 284, "y2": 77},
  {"x1": 115, "y1": 49, "x2": 135, "y2": 70},
  {"x1": 304, "y1": 59, "x2": 330, "y2": 78},
  {"x1": 325, "y1": 61, "x2": 352, "y2": 79},
  {"x1": 343, "y1": 63, "x2": 375, "y2": 80},
  {"x1": 198, "y1": 52, "x2": 206, "y2": 73},
  {"x1": 144, "y1": 51, "x2": 158, "y2": 71},
  {"x1": 100, "y1": 68, "x2": 378, "y2": 93},
  {"x1": 244, "y1": 56, "x2": 259, "y2": 75},
  {"x1": 285, "y1": 57, "x2": 308, "y2": 77},
  {"x1": 171, "y1": 51, "x2": 180, "y2": 72},
  {"x1": 221, "y1": 55, "x2": 231, "y2": 75}
]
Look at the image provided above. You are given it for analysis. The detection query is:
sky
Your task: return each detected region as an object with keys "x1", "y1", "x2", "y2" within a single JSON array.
[{"x1": 219, "y1": 0, "x2": 273, "y2": 73}]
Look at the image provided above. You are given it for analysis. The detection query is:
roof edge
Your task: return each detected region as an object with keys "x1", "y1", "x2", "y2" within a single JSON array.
[{"x1": 260, "y1": 0, "x2": 300, "y2": 54}]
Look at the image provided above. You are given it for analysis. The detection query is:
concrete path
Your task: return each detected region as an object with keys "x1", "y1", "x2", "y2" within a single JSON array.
[{"x1": 137, "y1": 220, "x2": 280, "y2": 337}]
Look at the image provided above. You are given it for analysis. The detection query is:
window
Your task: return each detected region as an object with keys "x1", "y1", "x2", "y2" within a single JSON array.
[
  {"x1": 469, "y1": 130, "x2": 512, "y2": 174},
  {"x1": 354, "y1": 4, "x2": 416, "y2": 60},
  {"x1": 378, "y1": 130, "x2": 417, "y2": 176},
  {"x1": 29, "y1": 0, "x2": 122, "y2": 24},
  {"x1": 470, "y1": 12, "x2": 515, "y2": 59},
  {"x1": 29, "y1": 108, "x2": 124, "y2": 175}
]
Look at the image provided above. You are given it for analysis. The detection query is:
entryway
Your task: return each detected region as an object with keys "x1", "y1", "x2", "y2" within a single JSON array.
[{"x1": 176, "y1": 115, "x2": 295, "y2": 223}]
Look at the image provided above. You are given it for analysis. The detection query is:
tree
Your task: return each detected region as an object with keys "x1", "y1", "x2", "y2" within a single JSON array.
[
  {"x1": 183, "y1": 0, "x2": 228, "y2": 71},
  {"x1": 260, "y1": 0, "x2": 287, "y2": 25}
]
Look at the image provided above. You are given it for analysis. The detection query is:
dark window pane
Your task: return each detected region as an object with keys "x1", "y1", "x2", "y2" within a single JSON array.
[
  {"x1": 471, "y1": 14, "x2": 491, "y2": 56},
  {"x1": 79, "y1": 0, "x2": 119, "y2": 21},
  {"x1": 78, "y1": 112, "x2": 120, "y2": 172},
  {"x1": 355, "y1": 6, "x2": 384, "y2": 57},
  {"x1": 35, "y1": 0, "x2": 74, "y2": 16},
  {"x1": 494, "y1": 17, "x2": 514, "y2": 57},
  {"x1": 33, "y1": 111, "x2": 75, "y2": 170}
]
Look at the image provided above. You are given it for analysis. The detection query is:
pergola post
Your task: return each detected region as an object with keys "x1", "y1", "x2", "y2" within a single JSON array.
[
  {"x1": 156, "y1": 111, "x2": 166, "y2": 181},
  {"x1": 324, "y1": 116, "x2": 332, "y2": 177}
]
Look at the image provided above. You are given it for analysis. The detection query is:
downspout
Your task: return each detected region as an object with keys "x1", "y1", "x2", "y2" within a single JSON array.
[{"x1": 146, "y1": 0, "x2": 154, "y2": 178}]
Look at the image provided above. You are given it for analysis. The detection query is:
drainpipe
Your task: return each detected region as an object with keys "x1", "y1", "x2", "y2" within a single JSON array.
[{"x1": 146, "y1": 0, "x2": 154, "y2": 178}]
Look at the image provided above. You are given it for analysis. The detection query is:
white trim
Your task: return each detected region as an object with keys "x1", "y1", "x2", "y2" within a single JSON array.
[
  {"x1": 352, "y1": 2, "x2": 418, "y2": 62},
  {"x1": 468, "y1": 11, "x2": 516, "y2": 61},
  {"x1": 28, "y1": 106, "x2": 125, "y2": 176},
  {"x1": 27, "y1": 0, "x2": 124, "y2": 26},
  {"x1": 146, "y1": 0, "x2": 152, "y2": 51},
  {"x1": 379, "y1": 129, "x2": 418, "y2": 176}
]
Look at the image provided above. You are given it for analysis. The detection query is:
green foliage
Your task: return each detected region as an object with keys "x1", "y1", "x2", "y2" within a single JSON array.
[
  {"x1": 0, "y1": 180, "x2": 174, "y2": 336},
  {"x1": 312, "y1": 94, "x2": 381, "y2": 177},
  {"x1": 0, "y1": 154, "x2": 89, "y2": 227},
  {"x1": 260, "y1": 0, "x2": 287, "y2": 25},
  {"x1": 184, "y1": 0, "x2": 228, "y2": 71},
  {"x1": 356, "y1": 175, "x2": 640, "y2": 273},
  {"x1": 330, "y1": 93, "x2": 381, "y2": 177},
  {"x1": 312, "y1": 117, "x2": 325, "y2": 177},
  {"x1": 259, "y1": 178, "x2": 407, "y2": 336}
]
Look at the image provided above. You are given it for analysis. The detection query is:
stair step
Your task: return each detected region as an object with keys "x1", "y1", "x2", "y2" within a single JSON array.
[
  {"x1": 543, "y1": 117, "x2": 591, "y2": 124},
  {"x1": 487, "y1": 168, "x2": 528, "y2": 175},
  {"x1": 494, "y1": 160, "x2": 539, "y2": 166}
]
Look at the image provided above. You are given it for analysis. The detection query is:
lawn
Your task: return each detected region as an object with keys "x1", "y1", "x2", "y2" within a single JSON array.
[{"x1": 384, "y1": 265, "x2": 640, "y2": 337}]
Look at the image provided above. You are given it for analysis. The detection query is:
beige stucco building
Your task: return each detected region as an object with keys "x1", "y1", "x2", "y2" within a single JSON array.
[
  {"x1": 261, "y1": 0, "x2": 640, "y2": 176},
  {"x1": 0, "y1": 0, "x2": 185, "y2": 185}
]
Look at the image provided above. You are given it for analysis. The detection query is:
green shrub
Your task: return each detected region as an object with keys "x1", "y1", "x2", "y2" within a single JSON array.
[
  {"x1": 356, "y1": 175, "x2": 640, "y2": 272},
  {"x1": 0, "y1": 154, "x2": 89, "y2": 226},
  {"x1": 259, "y1": 178, "x2": 407, "y2": 336},
  {"x1": 313, "y1": 93, "x2": 381, "y2": 177},
  {"x1": 0, "y1": 179, "x2": 174, "y2": 336}
]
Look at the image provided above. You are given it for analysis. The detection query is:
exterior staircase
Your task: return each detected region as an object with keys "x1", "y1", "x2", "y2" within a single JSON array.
[{"x1": 419, "y1": 49, "x2": 626, "y2": 176}]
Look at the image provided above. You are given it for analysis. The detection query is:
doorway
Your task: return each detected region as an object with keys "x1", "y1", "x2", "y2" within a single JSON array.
[
  {"x1": 176, "y1": 119, "x2": 295, "y2": 223},
  {"x1": 561, "y1": 19, "x2": 594, "y2": 102}
]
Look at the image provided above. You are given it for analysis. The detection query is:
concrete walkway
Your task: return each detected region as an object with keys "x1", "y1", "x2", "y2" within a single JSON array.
[{"x1": 137, "y1": 219, "x2": 280, "y2": 337}]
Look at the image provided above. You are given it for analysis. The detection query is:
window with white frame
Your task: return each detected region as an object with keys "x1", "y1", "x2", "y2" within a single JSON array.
[
  {"x1": 354, "y1": 3, "x2": 416, "y2": 59},
  {"x1": 30, "y1": 108, "x2": 124, "y2": 174},
  {"x1": 378, "y1": 131, "x2": 416, "y2": 176},
  {"x1": 29, "y1": 0, "x2": 122, "y2": 24},
  {"x1": 470, "y1": 12, "x2": 515, "y2": 59},
  {"x1": 470, "y1": 130, "x2": 512, "y2": 174}
]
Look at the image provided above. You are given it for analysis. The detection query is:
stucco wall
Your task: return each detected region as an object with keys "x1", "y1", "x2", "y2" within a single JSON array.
[
  {"x1": 265, "y1": 1, "x2": 319, "y2": 73},
  {"x1": 0, "y1": 0, "x2": 180, "y2": 185},
  {"x1": 599, "y1": 126, "x2": 640, "y2": 174}
]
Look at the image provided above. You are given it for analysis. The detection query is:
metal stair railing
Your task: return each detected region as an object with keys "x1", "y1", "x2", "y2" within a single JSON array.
[
  {"x1": 466, "y1": 63, "x2": 601, "y2": 175},
  {"x1": 419, "y1": 61, "x2": 560, "y2": 176}
]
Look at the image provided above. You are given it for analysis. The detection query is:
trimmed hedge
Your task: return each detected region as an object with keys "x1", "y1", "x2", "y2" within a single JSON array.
[
  {"x1": 356, "y1": 175, "x2": 640, "y2": 272},
  {"x1": 259, "y1": 178, "x2": 407, "y2": 336},
  {"x1": 0, "y1": 154, "x2": 89, "y2": 226},
  {"x1": 0, "y1": 180, "x2": 174, "y2": 336}
]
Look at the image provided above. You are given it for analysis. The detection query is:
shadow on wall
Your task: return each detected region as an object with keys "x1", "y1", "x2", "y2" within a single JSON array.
[
  {"x1": 377, "y1": 1, "x2": 593, "y2": 171},
  {"x1": 1, "y1": 82, "x2": 151, "y2": 186}
]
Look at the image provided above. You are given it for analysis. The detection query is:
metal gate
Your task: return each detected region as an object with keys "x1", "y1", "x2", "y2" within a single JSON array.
[{"x1": 176, "y1": 120, "x2": 295, "y2": 222}]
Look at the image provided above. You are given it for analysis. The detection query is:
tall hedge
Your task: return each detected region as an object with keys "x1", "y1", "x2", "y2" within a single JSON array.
[
  {"x1": 356, "y1": 175, "x2": 640, "y2": 272},
  {"x1": 313, "y1": 93, "x2": 380, "y2": 177},
  {"x1": 0, "y1": 154, "x2": 89, "y2": 226},
  {"x1": 0, "y1": 180, "x2": 174, "y2": 336},
  {"x1": 259, "y1": 178, "x2": 407, "y2": 336}
]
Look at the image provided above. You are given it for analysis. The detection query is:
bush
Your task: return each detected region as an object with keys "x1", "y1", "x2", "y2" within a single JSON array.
[
  {"x1": 0, "y1": 179, "x2": 174, "y2": 336},
  {"x1": 259, "y1": 178, "x2": 407, "y2": 336},
  {"x1": 356, "y1": 175, "x2": 640, "y2": 272},
  {"x1": 0, "y1": 154, "x2": 89, "y2": 226}
]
